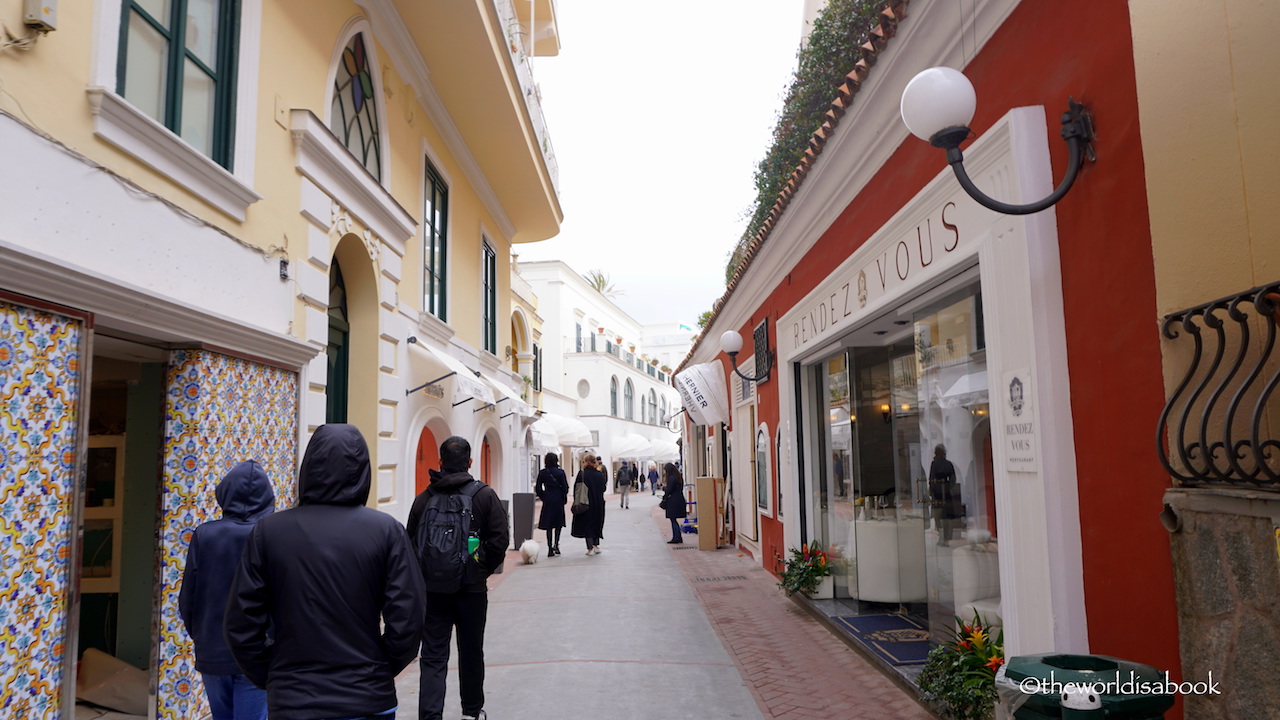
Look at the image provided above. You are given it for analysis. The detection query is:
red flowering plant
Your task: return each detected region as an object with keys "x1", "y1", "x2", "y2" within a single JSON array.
[
  {"x1": 917, "y1": 611, "x2": 1005, "y2": 720},
  {"x1": 778, "y1": 542, "x2": 834, "y2": 596}
]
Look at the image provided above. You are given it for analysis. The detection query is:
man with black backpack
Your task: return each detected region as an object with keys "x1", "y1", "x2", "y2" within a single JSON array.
[{"x1": 407, "y1": 436, "x2": 509, "y2": 720}]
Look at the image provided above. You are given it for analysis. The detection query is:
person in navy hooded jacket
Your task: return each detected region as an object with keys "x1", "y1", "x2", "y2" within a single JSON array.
[{"x1": 179, "y1": 459, "x2": 275, "y2": 720}]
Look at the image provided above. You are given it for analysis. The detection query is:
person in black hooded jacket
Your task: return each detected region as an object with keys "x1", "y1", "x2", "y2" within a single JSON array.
[
  {"x1": 406, "y1": 435, "x2": 509, "y2": 720},
  {"x1": 179, "y1": 459, "x2": 274, "y2": 720},
  {"x1": 224, "y1": 424, "x2": 426, "y2": 720}
]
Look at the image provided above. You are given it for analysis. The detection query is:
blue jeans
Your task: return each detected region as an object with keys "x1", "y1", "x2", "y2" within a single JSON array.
[{"x1": 202, "y1": 673, "x2": 267, "y2": 720}]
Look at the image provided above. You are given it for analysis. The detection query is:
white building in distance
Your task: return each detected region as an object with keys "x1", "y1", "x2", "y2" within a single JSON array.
[{"x1": 517, "y1": 260, "x2": 683, "y2": 477}]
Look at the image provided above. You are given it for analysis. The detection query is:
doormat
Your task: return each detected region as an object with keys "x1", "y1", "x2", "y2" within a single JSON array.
[{"x1": 834, "y1": 613, "x2": 932, "y2": 665}]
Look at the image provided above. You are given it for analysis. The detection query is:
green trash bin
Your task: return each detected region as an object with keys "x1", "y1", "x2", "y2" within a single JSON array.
[{"x1": 995, "y1": 653, "x2": 1176, "y2": 719}]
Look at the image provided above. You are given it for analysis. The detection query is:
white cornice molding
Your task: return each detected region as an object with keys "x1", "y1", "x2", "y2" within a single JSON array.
[
  {"x1": 356, "y1": 0, "x2": 518, "y2": 241},
  {"x1": 701, "y1": 0, "x2": 1022, "y2": 355},
  {"x1": 0, "y1": 241, "x2": 316, "y2": 368},
  {"x1": 86, "y1": 87, "x2": 262, "y2": 222},
  {"x1": 290, "y1": 109, "x2": 416, "y2": 254}
]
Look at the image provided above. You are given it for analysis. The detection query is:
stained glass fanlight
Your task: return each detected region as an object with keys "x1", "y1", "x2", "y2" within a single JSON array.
[{"x1": 331, "y1": 32, "x2": 381, "y2": 180}]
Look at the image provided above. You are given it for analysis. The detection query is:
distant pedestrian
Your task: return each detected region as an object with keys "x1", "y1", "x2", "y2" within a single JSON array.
[
  {"x1": 648, "y1": 464, "x2": 659, "y2": 495},
  {"x1": 661, "y1": 463, "x2": 687, "y2": 544},
  {"x1": 408, "y1": 436, "x2": 510, "y2": 720},
  {"x1": 224, "y1": 424, "x2": 425, "y2": 720},
  {"x1": 571, "y1": 452, "x2": 607, "y2": 555},
  {"x1": 179, "y1": 460, "x2": 274, "y2": 720},
  {"x1": 929, "y1": 444, "x2": 962, "y2": 545},
  {"x1": 616, "y1": 460, "x2": 633, "y2": 509},
  {"x1": 535, "y1": 452, "x2": 568, "y2": 557}
]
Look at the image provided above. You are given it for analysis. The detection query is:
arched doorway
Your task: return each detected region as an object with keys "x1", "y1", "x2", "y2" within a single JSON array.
[
  {"x1": 480, "y1": 436, "x2": 493, "y2": 485},
  {"x1": 415, "y1": 425, "x2": 440, "y2": 495},
  {"x1": 327, "y1": 260, "x2": 350, "y2": 423}
]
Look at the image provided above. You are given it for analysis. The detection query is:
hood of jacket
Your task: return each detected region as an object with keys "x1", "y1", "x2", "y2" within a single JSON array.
[
  {"x1": 299, "y1": 424, "x2": 371, "y2": 506},
  {"x1": 428, "y1": 468, "x2": 477, "y2": 493},
  {"x1": 215, "y1": 460, "x2": 276, "y2": 521}
]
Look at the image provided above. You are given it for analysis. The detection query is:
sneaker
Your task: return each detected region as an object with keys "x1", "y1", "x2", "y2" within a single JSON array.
[
  {"x1": 593, "y1": 546, "x2": 602, "y2": 554},
  {"x1": 462, "y1": 712, "x2": 487, "y2": 720},
  {"x1": 586, "y1": 548, "x2": 595, "y2": 556}
]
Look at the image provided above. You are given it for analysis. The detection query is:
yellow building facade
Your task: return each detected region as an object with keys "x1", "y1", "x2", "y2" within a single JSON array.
[
  {"x1": 0, "y1": 0, "x2": 560, "y2": 717},
  {"x1": 1133, "y1": 0, "x2": 1280, "y2": 715}
]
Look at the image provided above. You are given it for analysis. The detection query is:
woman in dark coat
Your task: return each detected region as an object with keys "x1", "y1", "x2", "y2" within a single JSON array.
[
  {"x1": 534, "y1": 452, "x2": 568, "y2": 556},
  {"x1": 928, "y1": 444, "x2": 962, "y2": 545},
  {"x1": 569, "y1": 452, "x2": 607, "y2": 555},
  {"x1": 661, "y1": 463, "x2": 687, "y2": 544}
]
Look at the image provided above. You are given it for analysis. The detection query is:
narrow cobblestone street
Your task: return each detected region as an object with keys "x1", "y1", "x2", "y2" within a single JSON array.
[{"x1": 393, "y1": 490, "x2": 934, "y2": 720}]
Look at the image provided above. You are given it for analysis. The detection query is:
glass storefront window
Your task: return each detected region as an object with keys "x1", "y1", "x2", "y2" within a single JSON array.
[{"x1": 810, "y1": 281, "x2": 998, "y2": 639}]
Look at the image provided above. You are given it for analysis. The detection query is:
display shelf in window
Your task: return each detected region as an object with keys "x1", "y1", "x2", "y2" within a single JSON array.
[{"x1": 82, "y1": 435, "x2": 125, "y2": 594}]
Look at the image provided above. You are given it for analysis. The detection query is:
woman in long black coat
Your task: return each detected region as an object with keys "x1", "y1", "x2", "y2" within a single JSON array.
[
  {"x1": 569, "y1": 452, "x2": 607, "y2": 556},
  {"x1": 661, "y1": 463, "x2": 687, "y2": 544},
  {"x1": 534, "y1": 452, "x2": 568, "y2": 556}
]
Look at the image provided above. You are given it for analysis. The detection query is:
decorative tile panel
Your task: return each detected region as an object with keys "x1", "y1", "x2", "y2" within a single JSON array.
[
  {"x1": 0, "y1": 300, "x2": 84, "y2": 720},
  {"x1": 157, "y1": 350, "x2": 298, "y2": 720}
]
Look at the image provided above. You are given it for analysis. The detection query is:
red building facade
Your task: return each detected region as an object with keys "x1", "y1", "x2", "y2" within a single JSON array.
[{"x1": 679, "y1": 0, "x2": 1180, "y2": 701}]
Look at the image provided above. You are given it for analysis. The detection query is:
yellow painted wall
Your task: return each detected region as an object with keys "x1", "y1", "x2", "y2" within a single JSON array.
[
  {"x1": 1131, "y1": 0, "x2": 1280, "y2": 441},
  {"x1": 1131, "y1": 0, "x2": 1280, "y2": 314},
  {"x1": 0, "y1": 0, "x2": 518, "y2": 356}
]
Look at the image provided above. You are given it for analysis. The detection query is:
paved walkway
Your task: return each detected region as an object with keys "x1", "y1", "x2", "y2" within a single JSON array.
[{"x1": 395, "y1": 490, "x2": 935, "y2": 720}]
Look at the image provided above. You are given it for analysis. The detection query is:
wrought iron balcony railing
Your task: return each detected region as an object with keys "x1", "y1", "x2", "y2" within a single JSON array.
[{"x1": 1157, "y1": 281, "x2": 1280, "y2": 488}]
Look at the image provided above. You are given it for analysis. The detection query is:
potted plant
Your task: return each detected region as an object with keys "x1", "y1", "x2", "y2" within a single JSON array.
[
  {"x1": 778, "y1": 543, "x2": 834, "y2": 596},
  {"x1": 918, "y1": 612, "x2": 1005, "y2": 720}
]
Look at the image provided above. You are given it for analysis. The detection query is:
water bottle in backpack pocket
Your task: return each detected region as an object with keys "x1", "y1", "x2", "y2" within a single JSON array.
[{"x1": 416, "y1": 480, "x2": 485, "y2": 593}]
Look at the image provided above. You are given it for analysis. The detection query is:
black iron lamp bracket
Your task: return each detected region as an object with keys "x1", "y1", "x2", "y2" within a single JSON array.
[
  {"x1": 727, "y1": 349, "x2": 775, "y2": 384},
  {"x1": 931, "y1": 98, "x2": 1095, "y2": 216}
]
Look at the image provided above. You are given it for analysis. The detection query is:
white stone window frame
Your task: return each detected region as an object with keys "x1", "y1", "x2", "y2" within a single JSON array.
[{"x1": 86, "y1": 0, "x2": 264, "y2": 221}]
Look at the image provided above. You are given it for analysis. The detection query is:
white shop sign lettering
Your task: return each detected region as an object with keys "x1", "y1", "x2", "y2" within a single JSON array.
[{"x1": 782, "y1": 192, "x2": 994, "y2": 360}]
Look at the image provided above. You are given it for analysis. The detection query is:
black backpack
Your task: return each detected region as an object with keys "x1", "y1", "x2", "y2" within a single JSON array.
[{"x1": 416, "y1": 480, "x2": 485, "y2": 592}]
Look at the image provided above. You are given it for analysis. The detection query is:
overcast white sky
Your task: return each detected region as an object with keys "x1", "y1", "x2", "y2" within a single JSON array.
[{"x1": 516, "y1": 0, "x2": 806, "y2": 327}]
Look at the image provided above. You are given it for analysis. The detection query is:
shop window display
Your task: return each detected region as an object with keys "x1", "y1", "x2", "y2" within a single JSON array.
[{"x1": 812, "y1": 283, "x2": 997, "y2": 640}]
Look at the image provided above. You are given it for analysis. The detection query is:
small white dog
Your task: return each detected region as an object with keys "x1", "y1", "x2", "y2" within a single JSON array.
[{"x1": 519, "y1": 539, "x2": 541, "y2": 565}]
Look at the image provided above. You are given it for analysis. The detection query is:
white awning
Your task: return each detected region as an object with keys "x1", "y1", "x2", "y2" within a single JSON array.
[
  {"x1": 529, "y1": 422, "x2": 560, "y2": 450},
  {"x1": 535, "y1": 412, "x2": 594, "y2": 447},
  {"x1": 650, "y1": 439, "x2": 680, "y2": 463},
  {"x1": 610, "y1": 433, "x2": 653, "y2": 460},
  {"x1": 481, "y1": 373, "x2": 533, "y2": 418},
  {"x1": 673, "y1": 362, "x2": 730, "y2": 427},
  {"x1": 940, "y1": 370, "x2": 989, "y2": 409},
  {"x1": 407, "y1": 342, "x2": 494, "y2": 406}
]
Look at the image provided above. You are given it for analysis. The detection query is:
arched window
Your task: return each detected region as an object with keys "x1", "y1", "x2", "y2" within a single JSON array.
[
  {"x1": 647, "y1": 390, "x2": 657, "y2": 425},
  {"x1": 756, "y1": 427, "x2": 770, "y2": 512},
  {"x1": 660, "y1": 397, "x2": 668, "y2": 424},
  {"x1": 610, "y1": 377, "x2": 619, "y2": 416},
  {"x1": 330, "y1": 32, "x2": 382, "y2": 180},
  {"x1": 624, "y1": 380, "x2": 635, "y2": 420}
]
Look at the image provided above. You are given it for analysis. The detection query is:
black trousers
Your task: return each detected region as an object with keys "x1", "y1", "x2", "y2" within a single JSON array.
[{"x1": 420, "y1": 590, "x2": 488, "y2": 720}]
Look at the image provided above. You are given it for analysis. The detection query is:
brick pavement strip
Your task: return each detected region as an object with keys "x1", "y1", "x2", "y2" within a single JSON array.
[{"x1": 657, "y1": 509, "x2": 936, "y2": 720}]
